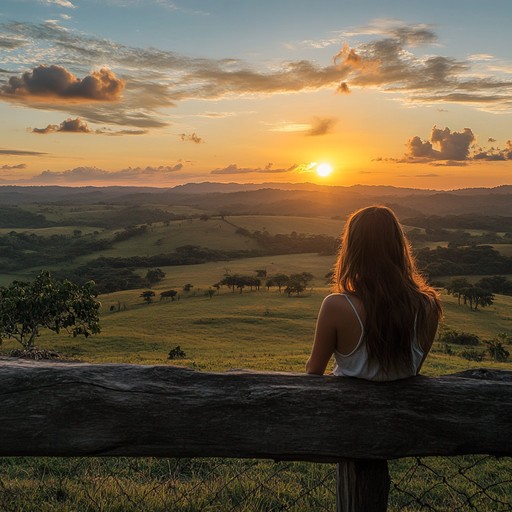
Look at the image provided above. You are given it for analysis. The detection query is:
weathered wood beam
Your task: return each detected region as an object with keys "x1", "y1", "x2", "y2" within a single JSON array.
[{"x1": 0, "y1": 360, "x2": 510, "y2": 461}]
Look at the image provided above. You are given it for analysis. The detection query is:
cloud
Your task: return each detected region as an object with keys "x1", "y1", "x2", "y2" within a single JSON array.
[
  {"x1": 1, "y1": 65, "x2": 125, "y2": 102},
  {"x1": 415, "y1": 173, "x2": 440, "y2": 177},
  {"x1": 32, "y1": 117, "x2": 91, "y2": 134},
  {"x1": 1, "y1": 163, "x2": 27, "y2": 170},
  {"x1": 30, "y1": 164, "x2": 184, "y2": 183},
  {"x1": 472, "y1": 140, "x2": 512, "y2": 161},
  {"x1": 403, "y1": 126, "x2": 475, "y2": 162},
  {"x1": 394, "y1": 127, "x2": 512, "y2": 164},
  {"x1": 42, "y1": 0, "x2": 76, "y2": 8},
  {"x1": 179, "y1": 132, "x2": 204, "y2": 144},
  {"x1": 210, "y1": 163, "x2": 292, "y2": 175},
  {"x1": 0, "y1": 36, "x2": 28, "y2": 49},
  {"x1": 337, "y1": 82, "x2": 350, "y2": 94},
  {"x1": 0, "y1": 148, "x2": 48, "y2": 156},
  {"x1": 31, "y1": 117, "x2": 148, "y2": 135},
  {"x1": 306, "y1": 116, "x2": 337, "y2": 136},
  {"x1": 332, "y1": 22, "x2": 512, "y2": 112}
]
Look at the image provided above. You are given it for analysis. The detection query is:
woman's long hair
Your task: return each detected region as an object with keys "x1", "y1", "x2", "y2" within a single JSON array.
[{"x1": 333, "y1": 205, "x2": 441, "y2": 375}]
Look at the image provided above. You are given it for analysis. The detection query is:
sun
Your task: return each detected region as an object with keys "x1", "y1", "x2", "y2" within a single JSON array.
[{"x1": 316, "y1": 162, "x2": 333, "y2": 178}]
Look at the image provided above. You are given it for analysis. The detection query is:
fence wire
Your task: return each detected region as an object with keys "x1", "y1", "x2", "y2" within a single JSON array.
[{"x1": 0, "y1": 455, "x2": 510, "y2": 511}]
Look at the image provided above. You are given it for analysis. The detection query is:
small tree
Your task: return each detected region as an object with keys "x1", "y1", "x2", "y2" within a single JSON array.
[
  {"x1": 160, "y1": 290, "x2": 178, "y2": 301},
  {"x1": 146, "y1": 268, "x2": 166, "y2": 286},
  {"x1": 0, "y1": 271, "x2": 100, "y2": 351},
  {"x1": 140, "y1": 290, "x2": 155, "y2": 303},
  {"x1": 486, "y1": 339, "x2": 510, "y2": 362}
]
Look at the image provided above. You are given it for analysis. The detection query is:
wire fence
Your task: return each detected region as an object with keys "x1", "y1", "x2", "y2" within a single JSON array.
[{"x1": 0, "y1": 455, "x2": 510, "y2": 511}]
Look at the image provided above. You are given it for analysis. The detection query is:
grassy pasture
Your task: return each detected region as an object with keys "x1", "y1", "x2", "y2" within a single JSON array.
[
  {"x1": 227, "y1": 214, "x2": 345, "y2": 236},
  {"x1": 0, "y1": 249, "x2": 511, "y2": 511},
  {"x1": 1, "y1": 251, "x2": 510, "y2": 376}
]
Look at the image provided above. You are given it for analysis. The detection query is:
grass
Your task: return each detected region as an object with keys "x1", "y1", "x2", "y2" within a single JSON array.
[{"x1": 0, "y1": 228, "x2": 511, "y2": 510}]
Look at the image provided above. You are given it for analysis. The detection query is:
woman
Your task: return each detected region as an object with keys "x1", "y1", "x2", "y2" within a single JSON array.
[{"x1": 306, "y1": 205, "x2": 441, "y2": 380}]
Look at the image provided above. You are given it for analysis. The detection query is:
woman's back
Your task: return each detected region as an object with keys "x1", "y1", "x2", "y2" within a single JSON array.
[{"x1": 306, "y1": 205, "x2": 442, "y2": 378}]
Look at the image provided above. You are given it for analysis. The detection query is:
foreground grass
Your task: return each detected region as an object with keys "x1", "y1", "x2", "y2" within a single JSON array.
[{"x1": 1, "y1": 259, "x2": 511, "y2": 511}]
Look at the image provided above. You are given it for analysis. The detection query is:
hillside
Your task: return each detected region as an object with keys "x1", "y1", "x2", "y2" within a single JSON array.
[{"x1": 1, "y1": 183, "x2": 511, "y2": 217}]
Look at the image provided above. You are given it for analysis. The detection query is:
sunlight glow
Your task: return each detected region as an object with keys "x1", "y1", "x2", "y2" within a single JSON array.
[{"x1": 316, "y1": 162, "x2": 333, "y2": 178}]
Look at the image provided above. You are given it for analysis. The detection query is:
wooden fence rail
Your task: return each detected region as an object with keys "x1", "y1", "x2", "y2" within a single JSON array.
[{"x1": 0, "y1": 360, "x2": 511, "y2": 511}]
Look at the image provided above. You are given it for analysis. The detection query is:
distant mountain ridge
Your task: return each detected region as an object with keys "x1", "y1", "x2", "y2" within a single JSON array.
[{"x1": 0, "y1": 183, "x2": 510, "y2": 217}]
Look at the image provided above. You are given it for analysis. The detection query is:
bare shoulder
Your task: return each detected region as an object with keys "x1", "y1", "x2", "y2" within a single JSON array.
[
  {"x1": 320, "y1": 293, "x2": 354, "y2": 313},
  {"x1": 319, "y1": 293, "x2": 364, "y2": 324}
]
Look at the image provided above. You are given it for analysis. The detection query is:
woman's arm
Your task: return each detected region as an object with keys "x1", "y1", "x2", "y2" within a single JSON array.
[
  {"x1": 306, "y1": 295, "x2": 338, "y2": 375},
  {"x1": 416, "y1": 301, "x2": 440, "y2": 373}
]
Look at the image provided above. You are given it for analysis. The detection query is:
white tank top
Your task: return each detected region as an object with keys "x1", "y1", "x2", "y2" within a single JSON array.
[{"x1": 332, "y1": 294, "x2": 424, "y2": 382}]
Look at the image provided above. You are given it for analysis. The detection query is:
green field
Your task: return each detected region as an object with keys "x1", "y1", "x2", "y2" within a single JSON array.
[
  {"x1": 0, "y1": 214, "x2": 511, "y2": 511},
  {"x1": 1, "y1": 253, "x2": 510, "y2": 375}
]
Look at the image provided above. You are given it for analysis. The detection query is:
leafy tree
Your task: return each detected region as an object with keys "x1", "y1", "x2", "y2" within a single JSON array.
[
  {"x1": 272, "y1": 273, "x2": 289, "y2": 293},
  {"x1": 0, "y1": 271, "x2": 100, "y2": 350},
  {"x1": 446, "y1": 278, "x2": 471, "y2": 305},
  {"x1": 140, "y1": 290, "x2": 155, "y2": 303},
  {"x1": 183, "y1": 283, "x2": 194, "y2": 293},
  {"x1": 146, "y1": 268, "x2": 166, "y2": 285},
  {"x1": 160, "y1": 290, "x2": 178, "y2": 301},
  {"x1": 464, "y1": 286, "x2": 494, "y2": 311},
  {"x1": 285, "y1": 280, "x2": 305, "y2": 297},
  {"x1": 486, "y1": 339, "x2": 510, "y2": 362}
]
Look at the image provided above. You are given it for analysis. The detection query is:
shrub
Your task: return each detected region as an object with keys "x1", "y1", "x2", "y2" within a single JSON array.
[
  {"x1": 168, "y1": 345, "x2": 186, "y2": 360},
  {"x1": 460, "y1": 349, "x2": 486, "y2": 362},
  {"x1": 438, "y1": 329, "x2": 480, "y2": 346},
  {"x1": 486, "y1": 340, "x2": 510, "y2": 362}
]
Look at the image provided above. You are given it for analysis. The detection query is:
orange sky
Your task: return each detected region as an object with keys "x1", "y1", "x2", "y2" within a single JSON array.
[{"x1": 1, "y1": 1, "x2": 511, "y2": 189}]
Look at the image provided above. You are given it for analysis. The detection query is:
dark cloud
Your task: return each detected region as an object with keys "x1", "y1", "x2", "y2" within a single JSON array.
[
  {"x1": 306, "y1": 117, "x2": 337, "y2": 136},
  {"x1": 179, "y1": 132, "x2": 204, "y2": 144},
  {"x1": 403, "y1": 126, "x2": 475, "y2": 162},
  {"x1": 472, "y1": 140, "x2": 512, "y2": 161},
  {"x1": 0, "y1": 148, "x2": 47, "y2": 156},
  {"x1": 1, "y1": 65, "x2": 124, "y2": 102},
  {"x1": 415, "y1": 173, "x2": 440, "y2": 177},
  {"x1": 32, "y1": 117, "x2": 91, "y2": 134},
  {"x1": 0, "y1": 36, "x2": 28, "y2": 49},
  {"x1": 337, "y1": 82, "x2": 350, "y2": 94},
  {"x1": 1, "y1": 163, "x2": 27, "y2": 170},
  {"x1": 333, "y1": 29, "x2": 512, "y2": 112},
  {"x1": 392, "y1": 127, "x2": 512, "y2": 165},
  {"x1": 31, "y1": 117, "x2": 148, "y2": 136}
]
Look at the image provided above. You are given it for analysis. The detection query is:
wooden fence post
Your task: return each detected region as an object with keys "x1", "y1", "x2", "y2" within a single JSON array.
[{"x1": 336, "y1": 460, "x2": 390, "y2": 512}]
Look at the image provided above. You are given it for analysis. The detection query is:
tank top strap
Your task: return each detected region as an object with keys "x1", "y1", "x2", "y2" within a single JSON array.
[{"x1": 341, "y1": 294, "x2": 364, "y2": 333}]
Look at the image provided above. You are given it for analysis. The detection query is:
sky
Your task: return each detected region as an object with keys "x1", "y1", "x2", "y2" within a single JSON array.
[{"x1": 0, "y1": 0, "x2": 511, "y2": 189}]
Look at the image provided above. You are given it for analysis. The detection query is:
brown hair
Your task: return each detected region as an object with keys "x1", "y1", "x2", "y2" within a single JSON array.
[{"x1": 333, "y1": 205, "x2": 441, "y2": 375}]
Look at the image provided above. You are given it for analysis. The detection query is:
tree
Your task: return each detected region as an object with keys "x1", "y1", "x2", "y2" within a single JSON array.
[
  {"x1": 183, "y1": 283, "x2": 194, "y2": 293},
  {"x1": 0, "y1": 271, "x2": 100, "y2": 350},
  {"x1": 146, "y1": 268, "x2": 166, "y2": 286},
  {"x1": 272, "y1": 273, "x2": 289, "y2": 293},
  {"x1": 464, "y1": 286, "x2": 494, "y2": 311},
  {"x1": 160, "y1": 290, "x2": 178, "y2": 301},
  {"x1": 140, "y1": 290, "x2": 155, "y2": 303},
  {"x1": 486, "y1": 339, "x2": 510, "y2": 362}
]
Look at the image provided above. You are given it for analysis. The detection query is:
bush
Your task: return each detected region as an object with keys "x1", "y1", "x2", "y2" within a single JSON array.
[
  {"x1": 486, "y1": 340, "x2": 510, "y2": 362},
  {"x1": 168, "y1": 345, "x2": 186, "y2": 360},
  {"x1": 460, "y1": 349, "x2": 486, "y2": 362},
  {"x1": 438, "y1": 329, "x2": 480, "y2": 346}
]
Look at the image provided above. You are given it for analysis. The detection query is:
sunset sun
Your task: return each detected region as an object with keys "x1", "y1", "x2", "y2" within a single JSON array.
[{"x1": 316, "y1": 163, "x2": 333, "y2": 178}]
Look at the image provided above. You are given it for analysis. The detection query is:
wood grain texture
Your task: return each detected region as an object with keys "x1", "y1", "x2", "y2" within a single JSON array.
[{"x1": 0, "y1": 360, "x2": 510, "y2": 461}]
